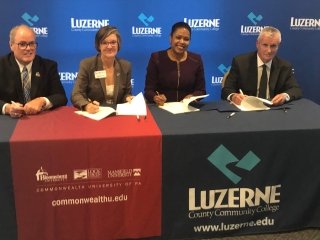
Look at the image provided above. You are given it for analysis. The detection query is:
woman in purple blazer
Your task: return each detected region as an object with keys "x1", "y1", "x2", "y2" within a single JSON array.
[{"x1": 144, "y1": 22, "x2": 206, "y2": 105}]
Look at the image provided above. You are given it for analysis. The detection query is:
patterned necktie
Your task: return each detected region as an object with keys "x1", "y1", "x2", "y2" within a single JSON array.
[
  {"x1": 22, "y1": 66, "x2": 30, "y2": 102},
  {"x1": 258, "y1": 64, "x2": 267, "y2": 99}
]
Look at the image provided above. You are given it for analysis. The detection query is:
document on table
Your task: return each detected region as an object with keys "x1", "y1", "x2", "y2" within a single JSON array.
[
  {"x1": 159, "y1": 94, "x2": 209, "y2": 114},
  {"x1": 116, "y1": 92, "x2": 147, "y2": 116},
  {"x1": 232, "y1": 96, "x2": 273, "y2": 111},
  {"x1": 75, "y1": 106, "x2": 116, "y2": 120}
]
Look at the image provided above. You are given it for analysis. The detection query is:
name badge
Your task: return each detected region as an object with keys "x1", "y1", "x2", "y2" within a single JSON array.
[{"x1": 94, "y1": 70, "x2": 107, "y2": 79}]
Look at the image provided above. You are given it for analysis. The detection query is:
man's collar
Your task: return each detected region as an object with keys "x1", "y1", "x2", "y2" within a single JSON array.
[
  {"x1": 15, "y1": 59, "x2": 33, "y2": 72},
  {"x1": 257, "y1": 54, "x2": 272, "y2": 68}
]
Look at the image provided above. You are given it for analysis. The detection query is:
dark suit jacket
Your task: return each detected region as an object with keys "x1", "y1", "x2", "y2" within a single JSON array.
[
  {"x1": 221, "y1": 51, "x2": 302, "y2": 101},
  {"x1": 71, "y1": 55, "x2": 132, "y2": 109},
  {"x1": 0, "y1": 53, "x2": 67, "y2": 113}
]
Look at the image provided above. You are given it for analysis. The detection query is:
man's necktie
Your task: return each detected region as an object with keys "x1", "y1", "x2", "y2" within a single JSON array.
[
  {"x1": 258, "y1": 64, "x2": 267, "y2": 99},
  {"x1": 22, "y1": 66, "x2": 30, "y2": 102}
]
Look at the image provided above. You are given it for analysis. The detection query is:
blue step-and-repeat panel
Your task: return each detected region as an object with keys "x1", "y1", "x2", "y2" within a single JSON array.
[{"x1": 1, "y1": 0, "x2": 319, "y2": 104}]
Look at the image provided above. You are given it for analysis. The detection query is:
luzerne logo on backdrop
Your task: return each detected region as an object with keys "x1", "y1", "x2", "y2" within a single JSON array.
[
  {"x1": 70, "y1": 18, "x2": 110, "y2": 32},
  {"x1": 59, "y1": 72, "x2": 78, "y2": 84},
  {"x1": 184, "y1": 17, "x2": 220, "y2": 31},
  {"x1": 290, "y1": 17, "x2": 320, "y2": 31},
  {"x1": 211, "y1": 64, "x2": 230, "y2": 86},
  {"x1": 21, "y1": 12, "x2": 48, "y2": 38},
  {"x1": 240, "y1": 11, "x2": 265, "y2": 35},
  {"x1": 132, "y1": 12, "x2": 162, "y2": 37}
]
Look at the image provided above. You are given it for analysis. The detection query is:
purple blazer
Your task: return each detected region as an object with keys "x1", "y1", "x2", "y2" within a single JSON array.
[{"x1": 144, "y1": 50, "x2": 206, "y2": 103}]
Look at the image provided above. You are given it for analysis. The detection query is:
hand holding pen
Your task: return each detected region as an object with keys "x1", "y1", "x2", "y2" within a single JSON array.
[
  {"x1": 231, "y1": 89, "x2": 246, "y2": 105},
  {"x1": 85, "y1": 99, "x2": 100, "y2": 114},
  {"x1": 153, "y1": 91, "x2": 167, "y2": 106},
  {"x1": 9, "y1": 101, "x2": 25, "y2": 118}
]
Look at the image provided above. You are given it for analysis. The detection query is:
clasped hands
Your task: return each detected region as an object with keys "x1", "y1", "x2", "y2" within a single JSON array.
[{"x1": 8, "y1": 97, "x2": 46, "y2": 118}]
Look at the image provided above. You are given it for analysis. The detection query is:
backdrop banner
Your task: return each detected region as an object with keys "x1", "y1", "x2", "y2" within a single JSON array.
[{"x1": 0, "y1": 0, "x2": 319, "y2": 104}]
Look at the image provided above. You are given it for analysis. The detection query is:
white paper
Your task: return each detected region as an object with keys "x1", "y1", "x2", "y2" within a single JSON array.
[
  {"x1": 233, "y1": 96, "x2": 273, "y2": 111},
  {"x1": 75, "y1": 106, "x2": 116, "y2": 120},
  {"x1": 159, "y1": 94, "x2": 209, "y2": 114},
  {"x1": 116, "y1": 92, "x2": 147, "y2": 116}
]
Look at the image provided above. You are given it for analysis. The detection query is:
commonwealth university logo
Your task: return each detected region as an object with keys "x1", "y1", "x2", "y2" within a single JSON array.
[{"x1": 208, "y1": 145, "x2": 261, "y2": 184}]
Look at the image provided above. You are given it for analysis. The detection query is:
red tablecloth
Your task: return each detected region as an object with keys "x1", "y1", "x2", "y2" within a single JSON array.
[{"x1": 10, "y1": 106, "x2": 162, "y2": 240}]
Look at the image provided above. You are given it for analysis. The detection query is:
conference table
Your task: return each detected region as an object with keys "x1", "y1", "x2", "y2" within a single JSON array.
[{"x1": 1, "y1": 98, "x2": 320, "y2": 239}]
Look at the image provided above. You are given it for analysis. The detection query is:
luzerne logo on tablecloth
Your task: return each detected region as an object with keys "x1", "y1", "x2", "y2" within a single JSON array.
[{"x1": 207, "y1": 144, "x2": 261, "y2": 184}]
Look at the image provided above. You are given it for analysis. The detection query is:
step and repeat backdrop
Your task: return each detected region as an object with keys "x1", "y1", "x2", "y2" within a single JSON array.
[{"x1": 0, "y1": 0, "x2": 319, "y2": 104}]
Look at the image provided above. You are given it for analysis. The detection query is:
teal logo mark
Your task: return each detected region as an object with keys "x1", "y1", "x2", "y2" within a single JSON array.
[
  {"x1": 247, "y1": 12, "x2": 263, "y2": 25},
  {"x1": 208, "y1": 145, "x2": 261, "y2": 184},
  {"x1": 21, "y1": 12, "x2": 39, "y2": 26},
  {"x1": 218, "y1": 64, "x2": 231, "y2": 75},
  {"x1": 138, "y1": 13, "x2": 154, "y2": 27}
]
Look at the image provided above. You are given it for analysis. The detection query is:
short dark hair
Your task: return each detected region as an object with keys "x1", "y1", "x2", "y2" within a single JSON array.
[
  {"x1": 95, "y1": 25, "x2": 121, "y2": 52},
  {"x1": 170, "y1": 22, "x2": 192, "y2": 39}
]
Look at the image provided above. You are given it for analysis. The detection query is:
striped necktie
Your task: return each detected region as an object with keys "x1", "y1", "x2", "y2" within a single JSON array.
[{"x1": 22, "y1": 66, "x2": 30, "y2": 102}]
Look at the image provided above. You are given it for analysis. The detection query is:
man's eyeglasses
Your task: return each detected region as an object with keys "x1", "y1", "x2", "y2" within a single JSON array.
[
  {"x1": 101, "y1": 40, "x2": 118, "y2": 47},
  {"x1": 14, "y1": 41, "x2": 38, "y2": 50}
]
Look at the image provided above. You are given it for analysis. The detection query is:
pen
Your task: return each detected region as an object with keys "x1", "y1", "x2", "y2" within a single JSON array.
[
  {"x1": 227, "y1": 112, "x2": 236, "y2": 119},
  {"x1": 10, "y1": 101, "x2": 24, "y2": 117},
  {"x1": 11, "y1": 100, "x2": 18, "y2": 106},
  {"x1": 88, "y1": 98, "x2": 99, "y2": 106},
  {"x1": 156, "y1": 91, "x2": 160, "y2": 96},
  {"x1": 239, "y1": 89, "x2": 244, "y2": 95}
]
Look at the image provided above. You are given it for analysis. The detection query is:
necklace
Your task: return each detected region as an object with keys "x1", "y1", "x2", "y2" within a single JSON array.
[{"x1": 168, "y1": 49, "x2": 187, "y2": 62}]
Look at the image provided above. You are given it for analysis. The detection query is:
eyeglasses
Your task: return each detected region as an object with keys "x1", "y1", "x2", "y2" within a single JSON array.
[
  {"x1": 14, "y1": 41, "x2": 38, "y2": 50},
  {"x1": 101, "y1": 40, "x2": 118, "y2": 47}
]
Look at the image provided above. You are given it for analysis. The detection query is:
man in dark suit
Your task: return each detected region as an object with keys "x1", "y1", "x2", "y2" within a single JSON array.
[
  {"x1": 0, "y1": 24, "x2": 67, "y2": 117},
  {"x1": 221, "y1": 26, "x2": 302, "y2": 106}
]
